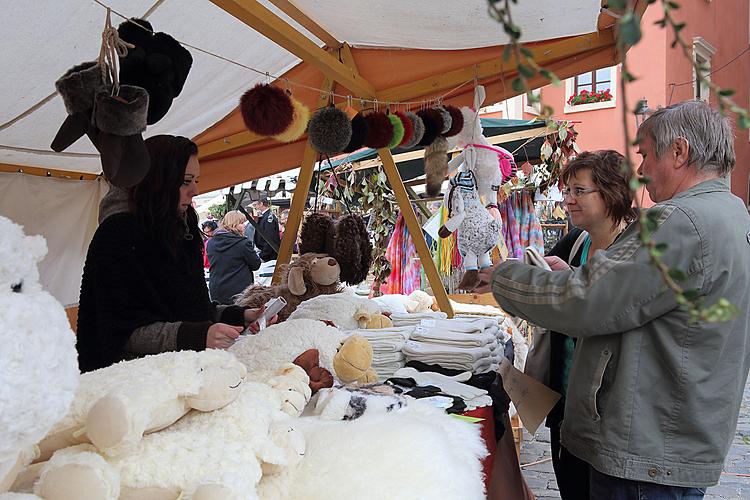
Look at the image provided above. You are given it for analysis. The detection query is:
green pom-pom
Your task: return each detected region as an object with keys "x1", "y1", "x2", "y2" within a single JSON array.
[{"x1": 386, "y1": 114, "x2": 405, "y2": 149}]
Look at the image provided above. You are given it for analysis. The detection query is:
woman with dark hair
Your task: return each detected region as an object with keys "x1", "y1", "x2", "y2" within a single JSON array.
[
  {"x1": 540, "y1": 150, "x2": 636, "y2": 500},
  {"x1": 76, "y1": 135, "x2": 270, "y2": 372}
]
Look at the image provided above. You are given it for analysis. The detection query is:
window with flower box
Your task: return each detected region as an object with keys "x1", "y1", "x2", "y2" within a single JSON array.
[{"x1": 564, "y1": 66, "x2": 617, "y2": 113}]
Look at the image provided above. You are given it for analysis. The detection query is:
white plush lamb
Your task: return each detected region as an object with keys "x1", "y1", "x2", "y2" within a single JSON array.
[
  {"x1": 372, "y1": 290, "x2": 435, "y2": 315},
  {"x1": 287, "y1": 294, "x2": 391, "y2": 330},
  {"x1": 0, "y1": 216, "x2": 78, "y2": 494}
]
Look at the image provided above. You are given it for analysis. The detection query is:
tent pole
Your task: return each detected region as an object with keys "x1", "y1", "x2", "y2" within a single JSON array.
[
  {"x1": 379, "y1": 148, "x2": 454, "y2": 318},
  {"x1": 272, "y1": 76, "x2": 335, "y2": 284}
]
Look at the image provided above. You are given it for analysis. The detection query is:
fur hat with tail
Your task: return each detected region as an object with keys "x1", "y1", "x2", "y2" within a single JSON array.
[{"x1": 424, "y1": 136, "x2": 449, "y2": 196}]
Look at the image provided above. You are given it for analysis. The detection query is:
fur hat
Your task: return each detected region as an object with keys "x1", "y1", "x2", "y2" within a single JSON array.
[
  {"x1": 240, "y1": 83, "x2": 294, "y2": 136},
  {"x1": 299, "y1": 213, "x2": 372, "y2": 285},
  {"x1": 386, "y1": 114, "x2": 405, "y2": 149},
  {"x1": 395, "y1": 111, "x2": 414, "y2": 147},
  {"x1": 443, "y1": 105, "x2": 464, "y2": 137},
  {"x1": 363, "y1": 112, "x2": 393, "y2": 149},
  {"x1": 117, "y1": 19, "x2": 193, "y2": 125},
  {"x1": 400, "y1": 112, "x2": 424, "y2": 149},
  {"x1": 416, "y1": 108, "x2": 443, "y2": 146},
  {"x1": 307, "y1": 106, "x2": 352, "y2": 154},
  {"x1": 342, "y1": 112, "x2": 369, "y2": 153},
  {"x1": 272, "y1": 97, "x2": 309, "y2": 143},
  {"x1": 51, "y1": 62, "x2": 107, "y2": 152},
  {"x1": 93, "y1": 85, "x2": 150, "y2": 187},
  {"x1": 437, "y1": 107, "x2": 453, "y2": 135}
]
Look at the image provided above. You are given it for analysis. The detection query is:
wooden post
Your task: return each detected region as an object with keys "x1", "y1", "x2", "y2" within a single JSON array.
[
  {"x1": 272, "y1": 77, "x2": 334, "y2": 284},
  {"x1": 379, "y1": 148, "x2": 454, "y2": 317}
]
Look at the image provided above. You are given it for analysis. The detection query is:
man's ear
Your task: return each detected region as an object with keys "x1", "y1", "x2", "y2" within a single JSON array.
[{"x1": 672, "y1": 137, "x2": 690, "y2": 169}]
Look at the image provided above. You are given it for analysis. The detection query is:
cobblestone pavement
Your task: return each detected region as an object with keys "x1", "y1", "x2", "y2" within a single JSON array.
[{"x1": 519, "y1": 380, "x2": 750, "y2": 499}]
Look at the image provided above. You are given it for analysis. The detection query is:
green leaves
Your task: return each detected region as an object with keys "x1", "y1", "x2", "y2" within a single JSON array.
[
  {"x1": 540, "y1": 69, "x2": 561, "y2": 86},
  {"x1": 668, "y1": 268, "x2": 687, "y2": 282},
  {"x1": 619, "y1": 12, "x2": 642, "y2": 46},
  {"x1": 511, "y1": 77, "x2": 525, "y2": 93}
]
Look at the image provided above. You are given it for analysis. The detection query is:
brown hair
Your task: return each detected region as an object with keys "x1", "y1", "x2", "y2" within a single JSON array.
[{"x1": 561, "y1": 150, "x2": 636, "y2": 228}]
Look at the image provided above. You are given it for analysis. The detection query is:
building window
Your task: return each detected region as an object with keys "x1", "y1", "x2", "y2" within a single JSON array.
[
  {"x1": 523, "y1": 88, "x2": 542, "y2": 115},
  {"x1": 564, "y1": 66, "x2": 617, "y2": 114},
  {"x1": 693, "y1": 37, "x2": 716, "y2": 102}
]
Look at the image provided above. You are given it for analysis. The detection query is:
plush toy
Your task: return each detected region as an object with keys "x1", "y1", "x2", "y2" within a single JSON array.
[
  {"x1": 0, "y1": 217, "x2": 79, "y2": 494},
  {"x1": 438, "y1": 170, "x2": 502, "y2": 290},
  {"x1": 30, "y1": 364, "x2": 310, "y2": 500},
  {"x1": 235, "y1": 253, "x2": 342, "y2": 322},
  {"x1": 230, "y1": 319, "x2": 377, "y2": 385},
  {"x1": 298, "y1": 213, "x2": 372, "y2": 285},
  {"x1": 372, "y1": 290, "x2": 435, "y2": 315},
  {"x1": 287, "y1": 294, "x2": 392, "y2": 331}
]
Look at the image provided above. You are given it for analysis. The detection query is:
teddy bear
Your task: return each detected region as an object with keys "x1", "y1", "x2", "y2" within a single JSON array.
[
  {"x1": 298, "y1": 212, "x2": 373, "y2": 285},
  {"x1": 287, "y1": 293, "x2": 392, "y2": 331},
  {"x1": 230, "y1": 318, "x2": 378, "y2": 385},
  {"x1": 27, "y1": 362, "x2": 311, "y2": 500},
  {"x1": 0, "y1": 216, "x2": 79, "y2": 494},
  {"x1": 235, "y1": 253, "x2": 342, "y2": 322}
]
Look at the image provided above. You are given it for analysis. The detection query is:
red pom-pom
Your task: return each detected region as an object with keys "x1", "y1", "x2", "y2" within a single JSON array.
[
  {"x1": 363, "y1": 112, "x2": 393, "y2": 149},
  {"x1": 444, "y1": 105, "x2": 464, "y2": 137},
  {"x1": 395, "y1": 111, "x2": 414, "y2": 147},
  {"x1": 239, "y1": 84, "x2": 294, "y2": 136}
]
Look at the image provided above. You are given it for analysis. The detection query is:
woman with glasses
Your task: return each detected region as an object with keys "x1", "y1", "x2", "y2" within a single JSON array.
[{"x1": 542, "y1": 150, "x2": 636, "y2": 499}]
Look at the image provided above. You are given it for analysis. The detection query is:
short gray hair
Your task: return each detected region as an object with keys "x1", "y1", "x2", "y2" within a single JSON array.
[{"x1": 636, "y1": 100, "x2": 735, "y2": 176}]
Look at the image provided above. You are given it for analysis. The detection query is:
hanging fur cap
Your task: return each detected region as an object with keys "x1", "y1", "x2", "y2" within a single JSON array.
[
  {"x1": 272, "y1": 96, "x2": 309, "y2": 143},
  {"x1": 416, "y1": 108, "x2": 443, "y2": 146},
  {"x1": 437, "y1": 107, "x2": 453, "y2": 135},
  {"x1": 363, "y1": 112, "x2": 393, "y2": 149},
  {"x1": 443, "y1": 105, "x2": 464, "y2": 137},
  {"x1": 386, "y1": 113, "x2": 405, "y2": 149},
  {"x1": 400, "y1": 112, "x2": 424, "y2": 149},
  {"x1": 51, "y1": 61, "x2": 107, "y2": 152},
  {"x1": 395, "y1": 111, "x2": 414, "y2": 147},
  {"x1": 240, "y1": 83, "x2": 294, "y2": 136},
  {"x1": 342, "y1": 112, "x2": 369, "y2": 153},
  {"x1": 93, "y1": 85, "x2": 150, "y2": 187},
  {"x1": 330, "y1": 214, "x2": 372, "y2": 285},
  {"x1": 307, "y1": 105, "x2": 352, "y2": 154}
]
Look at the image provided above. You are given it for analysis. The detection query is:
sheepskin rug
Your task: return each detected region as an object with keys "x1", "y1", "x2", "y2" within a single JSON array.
[{"x1": 258, "y1": 402, "x2": 488, "y2": 500}]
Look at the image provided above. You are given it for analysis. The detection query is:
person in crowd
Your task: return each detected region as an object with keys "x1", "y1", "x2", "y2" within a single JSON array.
[
  {"x1": 76, "y1": 135, "x2": 273, "y2": 373},
  {"x1": 541, "y1": 150, "x2": 636, "y2": 499},
  {"x1": 476, "y1": 100, "x2": 750, "y2": 499},
  {"x1": 201, "y1": 220, "x2": 218, "y2": 272},
  {"x1": 251, "y1": 197, "x2": 281, "y2": 262},
  {"x1": 206, "y1": 210, "x2": 261, "y2": 304}
]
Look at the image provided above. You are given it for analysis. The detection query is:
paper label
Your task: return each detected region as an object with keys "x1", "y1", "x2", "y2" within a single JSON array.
[{"x1": 498, "y1": 357, "x2": 561, "y2": 435}]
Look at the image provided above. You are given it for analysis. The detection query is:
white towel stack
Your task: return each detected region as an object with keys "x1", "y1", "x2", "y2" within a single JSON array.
[
  {"x1": 348, "y1": 326, "x2": 414, "y2": 380},
  {"x1": 390, "y1": 311, "x2": 448, "y2": 327}
]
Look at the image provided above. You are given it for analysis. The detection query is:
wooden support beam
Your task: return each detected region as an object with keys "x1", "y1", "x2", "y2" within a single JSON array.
[
  {"x1": 0, "y1": 163, "x2": 99, "y2": 181},
  {"x1": 272, "y1": 77, "x2": 335, "y2": 284},
  {"x1": 210, "y1": 0, "x2": 376, "y2": 98},
  {"x1": 379, "y1": 148, "x2": 454, "y2": 318},
  {"x1": 267, "y1": 0, "x2": 341, "y2": 48},
  {"x1": 198, "y1": 130, "x2": 263, "y2": 160}
]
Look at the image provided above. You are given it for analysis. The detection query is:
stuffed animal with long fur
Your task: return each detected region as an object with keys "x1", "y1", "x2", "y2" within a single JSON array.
[{"x1": 235, "y1": 253, "x2": 343, "y2": 322}]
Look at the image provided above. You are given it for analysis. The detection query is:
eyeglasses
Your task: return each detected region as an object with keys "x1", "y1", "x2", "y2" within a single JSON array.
[{"x1": 562, "y1": 187, "x2": 599, "y2": 199}]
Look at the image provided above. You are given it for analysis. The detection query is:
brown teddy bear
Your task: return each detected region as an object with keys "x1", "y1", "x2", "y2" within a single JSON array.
[{"x1": 235, "y1": 253, "x2": 342, "y2": 321}]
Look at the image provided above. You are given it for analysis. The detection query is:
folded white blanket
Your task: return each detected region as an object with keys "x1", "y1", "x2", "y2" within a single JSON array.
[
  {"x1": 402, "y1": 340, "x2": 492, "y2": 361},
  {"x1": 349, "y1": 326, "x2": 414, "y2": 341},
  {"x1": 391, "y1": 311, "x2": 448, "y2": 326},
  {"x1": 411, "y1": 327, "x2": 496, "y2": 348},
  {"x1": 373, "y1": 351, "x2": 406, "y2": 364},
  {"x1": 418, "y1": 317, "x2": 497, "y2": 334}
]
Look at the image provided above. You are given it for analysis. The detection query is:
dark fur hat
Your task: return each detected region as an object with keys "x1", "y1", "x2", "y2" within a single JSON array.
[
  {"x1": 400, "y1": 112, "x2": 424, "y2": 149},
  {"x1": 240, "y1": 83, "x2": 294, "y2": 136},
  {"x1": 363, "y1": 112, "x2": 393, "y2": 149},
  {"x1": 416, "y1": 108, "x2": 443, "y2": 146},
  {"x1": 307, "y1": 106, "x2": 352, "y2": 154},
  {"x1": 51, "y1": 61, "x2": 107, "y2": 152},
  {"x1": 342, "y1": 112, "x2": 369, "y2": 153},
  {"x1": 299, "y1": 212, "x2": 334, "y2": 255}
]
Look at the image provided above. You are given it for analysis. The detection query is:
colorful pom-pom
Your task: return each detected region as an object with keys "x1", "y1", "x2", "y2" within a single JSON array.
[
  {"x1": 272, "y1": 97, "x2": 309, "y2": 143},
  {"x1": 395, "y1": 111, "x2": 414, "y2": 147},
  {"x1": 240, "y1": 84, "x2": 294, "y2": 136},
  {"x1": 342, "y1": 112, "x2": 369, "y2": 153},
  {"x1": 363, "y1": 112, "x2": 393, "y2": 149},
  {"x1": 416, "y1": 108, "x2": 443, "y2": 146},
  {"x1": 400, "y1": 112, "x2": 424, "y2": 149},
  {"x1": 443, "y1": 105, "x2": 464, "y2": 137},
  {"x1": 386, "y1": 114, "x2": 405, "y2": 149},
  {"x1": 307, "y1": 106, "x2": 352, "y2": 154}
]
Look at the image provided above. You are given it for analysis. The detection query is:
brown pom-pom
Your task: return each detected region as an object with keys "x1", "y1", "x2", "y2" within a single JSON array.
[
  {"x1": 299, "y1": 212, "x2": 333, "y2": 254},
  {"x1": 342, "y1": 112, "x2": 369, "y2": 153},
  {"x1": 416, "y1": 108, "x2": 443, "y2": 146},
  {"x1": 240, "y1": 84, "x2": 294, "y2": 136},
  {"x1": 395, "y1": 111, "x2": 414, "y2": 147},
  {"x1": 363, "y1": 112, "x2": 394, "y2": 149},
  {"x1": 443, "y1": 105, "x2": 464, "y2": 137}
]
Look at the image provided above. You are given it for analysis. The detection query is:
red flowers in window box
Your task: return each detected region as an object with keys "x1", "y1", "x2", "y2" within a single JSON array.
[{"x1": 567, "y1": 88, "x2": 613, "y2": 106}]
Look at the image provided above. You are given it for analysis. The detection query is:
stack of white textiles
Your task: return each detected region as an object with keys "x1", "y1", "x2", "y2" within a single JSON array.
[
  {"x1": 348, "y1": 326, "x2": 414, "y2": 380},
  {"x1": 401, "y1": 317, "x2": 504, "y2": 373},
  {"x1": 390, "y1": 311, "x2": 447, "y2": 327}
]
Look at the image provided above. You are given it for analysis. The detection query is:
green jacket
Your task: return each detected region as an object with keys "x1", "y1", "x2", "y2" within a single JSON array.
[{"x1": 491, "y1": 179, "x2": 750, "y2": 487}]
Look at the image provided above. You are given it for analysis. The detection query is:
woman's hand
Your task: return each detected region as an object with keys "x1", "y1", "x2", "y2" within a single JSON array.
[
  {"x1": 544, "y1": 256, "x2": 570, "y2": 271},
  {"x1": 471, "y1": 264, "x2": 501, "y2": 294},
  {"x1": 206, "y1": 323, "x2": 243, "y2": 349},
  {"x1": 243, "y1": 305, "x2": 278, "y2": 334}
]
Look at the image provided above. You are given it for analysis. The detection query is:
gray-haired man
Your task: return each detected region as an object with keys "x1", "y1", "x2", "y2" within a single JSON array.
[{"x1": 476, "y1": 101, "x2": 750, "y2": 499}]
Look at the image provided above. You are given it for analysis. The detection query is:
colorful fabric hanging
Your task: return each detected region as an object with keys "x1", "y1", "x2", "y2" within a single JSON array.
[{"x1": 383, "y1": 213, "x2": 421, "y2": 295}]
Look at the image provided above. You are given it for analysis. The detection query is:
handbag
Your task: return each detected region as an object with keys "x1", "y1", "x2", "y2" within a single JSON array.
[{"x1": 522, "y1": 231, "x2": 588, "y2": 386}]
